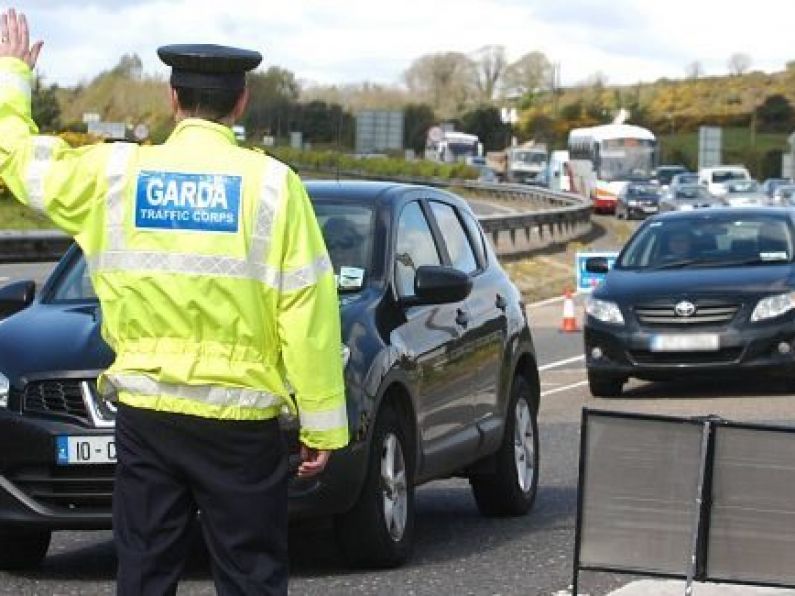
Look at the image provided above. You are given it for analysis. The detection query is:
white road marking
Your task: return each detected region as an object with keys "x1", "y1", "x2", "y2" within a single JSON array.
[
  {"x1": 538, "y1": 354, "x2": 585, "y2": 371},
  {"x1": 541, "y1": 380, "x2": 588, "y2": 397}
]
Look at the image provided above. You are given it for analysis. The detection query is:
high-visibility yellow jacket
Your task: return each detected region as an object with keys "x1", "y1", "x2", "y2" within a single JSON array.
[{"x1": 0, "y1": 57, "x2": 348, "y2": 450}]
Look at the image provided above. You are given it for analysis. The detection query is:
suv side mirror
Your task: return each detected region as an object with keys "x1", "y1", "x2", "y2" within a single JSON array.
[
  {"x1": 401, "y1": 266, "x2": 472, "y2": 307},
  {"x1": 585, "y1": 257, "x2": 609, "y2": 274},
  {"x1": 0, "y1": 280, "x2": 35, "y2": 320}
]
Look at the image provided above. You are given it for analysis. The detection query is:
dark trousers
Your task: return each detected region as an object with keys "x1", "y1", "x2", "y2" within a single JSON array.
[{"x1": 113, "y1": 403, "x2": 288, "y2": 596}]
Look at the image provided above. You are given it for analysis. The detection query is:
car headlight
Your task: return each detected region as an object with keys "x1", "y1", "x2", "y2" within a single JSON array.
[
  {"x1": 0, "y1": 373, "x2": 9, "y2": 408},
  {"x1": 586, "y1": 298, "x2": 625, "y2": 325},
  {"x1": 751, "y1": 292, "x2": 795, "y2": 322},
  {"x1": 627, "y1": 200, "x2": 638, "y2": 206}
]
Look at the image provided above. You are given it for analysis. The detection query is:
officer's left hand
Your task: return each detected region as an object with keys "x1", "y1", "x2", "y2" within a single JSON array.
[
  {"x1": 297, "y1": 444, "x2": 331, "y2": 478},
  {"x1": 0, "y1": 8, "x2": 43, "y2": 68}
]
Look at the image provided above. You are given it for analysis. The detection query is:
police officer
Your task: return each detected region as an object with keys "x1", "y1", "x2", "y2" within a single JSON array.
[{"x1": 0, "y1": 8, "x2": 348, "y2": 595}]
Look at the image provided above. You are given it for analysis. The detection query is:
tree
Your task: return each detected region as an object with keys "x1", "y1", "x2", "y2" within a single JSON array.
[
  {"x1": 459, "y1": 105, "x2": 509, "y2": 151},
  {"x1": 685, "y1": 61, "x2": 703, "y2": 79},
  {"x1": 31, "y1": 77, "x2": 61, "y2": 131},
  {"x1": 502, "y1": 51, "x2": 551, "y2": 99},
  {"x1": 727, "y1": 53, "x2": 752, "y2": 76},
  {"x1": 403, "y1": 103, "x2": 436, "y2": 154},
  {"x1": 470, "y1": 45, "x2": 507, "y2": 102},
  {"x1": 403, "y1": 52, "x2": 476, "y2": 118},
  {"x1": 756, "y1": 94, "x2": 794, "y2": 132},
  {"x1": 243, "y1": 67, "x2": 301, "y2": 138}
]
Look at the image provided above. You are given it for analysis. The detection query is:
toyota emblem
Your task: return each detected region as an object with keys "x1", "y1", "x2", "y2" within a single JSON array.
[{"x1": 674, "y1": 300, "x2": 696, "y2": 317}]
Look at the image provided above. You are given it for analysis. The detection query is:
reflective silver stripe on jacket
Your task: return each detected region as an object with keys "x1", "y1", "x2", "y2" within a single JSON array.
[
  {"x1": 24, "y1": 136, "x2": 58, "y2": 212},
  {"x1": 299, "y1": 403, "x2": 348, "y2": 431},
  {"x1": 86, "y1": 250, "x2": 332, "y2": 292},
  {"x1": 0, "y1": 71, "x2": 31, "y2": 100},
  {"x1": 104, "y1": 143, "x2": 136, "y2": 251},
  {"x1": 249, "y1": 160, "x2": 288, "y2": 263},
  {"x1": 107, "y1": 373, "x2": 283, "y2": 409}
]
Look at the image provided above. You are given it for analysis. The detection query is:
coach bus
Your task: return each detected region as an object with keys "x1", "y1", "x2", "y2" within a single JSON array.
[{"x1": 567, "y1": 124, "x2": 657, "y2": 213}]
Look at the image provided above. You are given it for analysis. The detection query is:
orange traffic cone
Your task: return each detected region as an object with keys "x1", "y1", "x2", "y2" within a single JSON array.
[{"x1": 560, "y1": 289, "x2": 579, "y2": 332}]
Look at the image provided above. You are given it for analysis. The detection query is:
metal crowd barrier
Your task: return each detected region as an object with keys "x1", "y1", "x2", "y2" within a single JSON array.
[{"x1": 0, "y1": 175, "x2": 592, "y2": 263}]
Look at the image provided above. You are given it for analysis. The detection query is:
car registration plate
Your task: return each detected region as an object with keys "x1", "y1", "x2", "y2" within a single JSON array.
[
  {"x1": 56, "y1": 435, "x2": 116, "y2": 465},
  {"x1": 650, "y1": 334, "x2": 720, "y2": 352}
]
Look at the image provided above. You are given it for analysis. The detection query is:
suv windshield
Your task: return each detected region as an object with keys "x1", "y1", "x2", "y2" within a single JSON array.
[
  {"x1": 712, "y1": 170, "x2": 748, "y2": 183},
  {"x1": 618, "y1": 214, "x2": 794, "y2": 269}
]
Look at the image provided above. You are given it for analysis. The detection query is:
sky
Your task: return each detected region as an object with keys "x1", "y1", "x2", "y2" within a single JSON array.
[{"x1": 11, "y1": 0, "x2": 794, "y2": 89}]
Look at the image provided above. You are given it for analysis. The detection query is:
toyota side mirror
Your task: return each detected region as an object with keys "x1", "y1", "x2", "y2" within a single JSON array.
[{"x1": 400, "y1": 266, "x2": 472, "y2": 307}]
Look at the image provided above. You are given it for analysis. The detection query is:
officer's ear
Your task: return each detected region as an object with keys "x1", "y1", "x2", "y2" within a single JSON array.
[
  {"x1": 169, "y1": 87, "x2": 180, "y2": 118},
  {"x1": 231, "y1": 87, "x2": 249, "y2": 122}
]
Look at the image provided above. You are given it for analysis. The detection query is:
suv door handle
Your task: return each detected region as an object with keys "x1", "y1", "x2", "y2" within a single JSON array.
[
  {"x1": 455, "y1": 308, "x2": 470, "y2": 327},
  {"x1": 495, "y1": 294, "x2": 507, "y2": 312}
]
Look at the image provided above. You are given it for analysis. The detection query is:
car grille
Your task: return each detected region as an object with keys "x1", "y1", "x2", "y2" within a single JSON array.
[
  {"x1": 7, "y1": 465, "x2": 114, "y2": 511},
  {"x1": 629, "y1": 348, "x2": 743, "y2": 365},
  {"x1": 22, "y1": 380, "x2": 90, "y2": 421},
  {"x1": 634, "y1": 302, "x2": 739, "y2": 326}
]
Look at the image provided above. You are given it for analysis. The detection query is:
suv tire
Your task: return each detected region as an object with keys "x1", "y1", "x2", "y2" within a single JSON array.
[
  {"x1": 470, "y1": 376, "x2": 539, "y2": 516},
  {"x1": 0, "y1": 528, "x2": 50, "y2": 570},
  {"x1": 335, "y1": 404, "x2": 414, "y2": 568}
]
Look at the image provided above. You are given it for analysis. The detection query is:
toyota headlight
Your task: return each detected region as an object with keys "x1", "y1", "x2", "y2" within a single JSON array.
[
  {"x1": 586, "y1": 298, "x2": 625, "y2": 325},
  {"x1": 751, "y1": 292, "x2": 795, "y2": 322},
  {"x1": 0, "y1": 373, "x2": 9, "y2": 408}
]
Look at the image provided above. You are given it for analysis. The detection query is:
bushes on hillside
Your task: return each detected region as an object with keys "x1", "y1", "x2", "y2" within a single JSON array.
[{"x1": 267, "y1": 147, "x2": 478, "y2": 180}]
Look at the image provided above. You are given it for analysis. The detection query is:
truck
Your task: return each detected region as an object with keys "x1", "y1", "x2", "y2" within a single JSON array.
[
  {"x1": 425, "y1": 127, "x2": 483, "y2": 163},
  {"x1": 486, "y1": 141, "x2": 548, "y2": 184}
]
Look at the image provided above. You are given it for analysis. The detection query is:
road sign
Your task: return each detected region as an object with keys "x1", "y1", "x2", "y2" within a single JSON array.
[
  {"x1": 87, "y1": 121, "x2": 126, "y2": 140},
  {"x1": 698, "y1": 126, "x2": 722, "y2": 170},
  {"x1": 575, "y1": 251, "x2": 619, "y2": 293}
]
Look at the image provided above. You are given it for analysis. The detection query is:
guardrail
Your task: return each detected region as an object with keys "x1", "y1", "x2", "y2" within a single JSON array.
[{"x1": 0, "y1": 176, "x2": 591, "y2": 263}]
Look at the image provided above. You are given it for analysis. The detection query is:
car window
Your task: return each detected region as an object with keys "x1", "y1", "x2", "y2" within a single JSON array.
[
  {"x1": 619, "y1": 215, "x2": 794, "y2": 269},
  {"x1": 460, "y1": 209, "x2": 488, "y2": 268},
  {"x1": 50, "y1": 253, "x2": 97, "y2": 301},
  {"x1": 394, "y1": 201, "x2": 441, "y2": 297},
  {"x1": 429, "y1": 201, "x2": 478, "y2": 275}
]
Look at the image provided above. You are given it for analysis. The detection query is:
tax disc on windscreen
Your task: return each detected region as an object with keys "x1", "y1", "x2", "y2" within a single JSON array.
[{"x1": 133, "y1": 124, "x2": 149, "y2": 141}]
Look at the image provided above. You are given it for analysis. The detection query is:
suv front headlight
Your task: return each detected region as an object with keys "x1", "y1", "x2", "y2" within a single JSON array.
[
  {"x1": 586, "y1": 298, "x2": 625, "y2": 325},
  {"x1": 751, "y1": 292, "x2": 795, "y2": 322},
  {"x1": 0, "y1": 373, "x2": 9, "y2": 408}
]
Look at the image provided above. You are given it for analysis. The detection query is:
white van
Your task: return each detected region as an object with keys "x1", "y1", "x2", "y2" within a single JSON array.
[
  {"x1": 698, "y1": 165, "x2": 751, "y2": 197},
  {"x1": 547, "y1": 150, "x2": 571, "y2": 192}
]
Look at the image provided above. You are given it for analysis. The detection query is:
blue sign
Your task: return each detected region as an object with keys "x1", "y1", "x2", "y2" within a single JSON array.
[
  {"x1": 576, "y1": 251, "x2": 619, "y2": 292},
  {"x1": 135, "y1": 171, "x2": 242, "y2": 233},
  {"x1": 56, "y1": 435, "x2": 68, "y2": 465}
]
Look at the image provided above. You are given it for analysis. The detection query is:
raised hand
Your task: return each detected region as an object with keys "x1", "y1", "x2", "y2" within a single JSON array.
[{"x1": 0, "y1": 8, "x2": 43, "y2": 68}]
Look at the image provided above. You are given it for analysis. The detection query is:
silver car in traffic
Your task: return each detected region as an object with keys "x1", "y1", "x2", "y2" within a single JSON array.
[{"x1": 659, "y1": 184, "x2": 720, "y2": 212}]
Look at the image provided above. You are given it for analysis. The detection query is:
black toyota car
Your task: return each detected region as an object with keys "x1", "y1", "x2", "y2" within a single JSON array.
[
  {"x1": 585, "y1": 207, "x2": 795, "y2": 397},
  {"x1": 0, "y1": 181, "x2": 540, "y2": 569}
]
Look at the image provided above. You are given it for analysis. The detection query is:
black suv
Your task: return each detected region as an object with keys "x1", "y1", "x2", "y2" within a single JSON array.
[{"x1": 0, "y1": 181, "x2": 540, "y2": 569}]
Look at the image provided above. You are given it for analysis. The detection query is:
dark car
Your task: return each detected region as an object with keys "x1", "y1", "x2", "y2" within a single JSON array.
[
  {"x1": 654, "y1": 165, "x2": 688, "y2": 188},
  {"x1": 615, "y1": 182, "x2": 661, "y2": 220},
  {"x1": 584, "y1": 208, "x2": 795, "y2": 397},
  {"x1": 0, "y1": 181, "x2": 540, "y2": 569}
]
